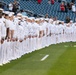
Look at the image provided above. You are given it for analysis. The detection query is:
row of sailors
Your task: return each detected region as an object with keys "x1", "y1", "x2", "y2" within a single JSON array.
[{"x1": 0, "y1": 9, "x2": 76, "y2": 66}]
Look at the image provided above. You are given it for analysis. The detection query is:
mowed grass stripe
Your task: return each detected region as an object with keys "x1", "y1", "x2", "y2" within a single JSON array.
[
  {"x1": 0, "y1": 42, "x2": 75, "y2": 75},
  {"x1": 48, "y1": 47, "x2": 76, "y2": 75}
]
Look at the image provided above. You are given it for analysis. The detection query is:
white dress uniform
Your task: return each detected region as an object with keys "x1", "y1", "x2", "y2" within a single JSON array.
[
  {"x1": 59, "y1": 24, "x2": 64, "y2": 43},
  {"x1": 10, "y1": 21, "x2": 19, "y2": 61},
  {"x1": 3, "y1": 18, "x2": 12, "y2": 64},
  {"x1": 20, "y1": 21, "x2": 27, "y2": 55},
  {"x1": 55, "y1": 24, "x2": 59, "y2": 44},
  {"x1": 9, "y1": 20, "x2": 16, "y2": 31},
  {"x1": 64, "y1": 24, "x2": 72, "y2": 42},
  {"x1": 30, "y1": 22, "x2": 35, "y2": 52},
  {"x1": 61, "y1": 23, "x2": 66, "y2": 42},
  {"x1": 27, "y1": 22, "x2": 33, "y2": 53},
  {"x1": 45, "y1": 22, "x2": 50, "y2": 47},
  {"x1": 42, "y1": 22, "x2": 47, "y2": 47},
  {"x1": 0, "y1": 19, "x2": 2, "y2": 65},
  {"x1": 32, "y1": 22, "x2": 37, "y2": 51},
  {"x1": 48, "y1": 22, "x2": 52, "y2": 45},
  {"x1": 0, "y1": 18, "x2": 10, "y2": 65},
  {"x1": 12, "y1": 18, "x2": 20, "y2": 59},
  {"x1": 5, "y1": 19, "x2": 10, "y2": 29},
  {"x1": 18, "y1": 24, "x2": 24, "y2": 57},
  {"x1": 22, "y1": 21, "x2": 29, "y2": 54},
  {"x1": 50, "y1": 23, "x2": 56, "y2": 44},
  {"x1": 69, "y1": 25, "x2": 73, "y2": 42},
  {"x1": 41, "y1": 22, "x2": 45, "y2": 48},
  {"x1": 38, "y1": 23, "x2": 44, "y2": 49},
  {"x1": 13, "y1": 17, "x2": 19, "y2": 38},
  {"x1": 0, "y1": 18, "x2": 6, "y2": 39},
  {"x1": 34, "y1": 22, "x2": 40, "y2": 50},
  {"x1": 71, "y1": 23, "x2": 75, "y2": 42}
]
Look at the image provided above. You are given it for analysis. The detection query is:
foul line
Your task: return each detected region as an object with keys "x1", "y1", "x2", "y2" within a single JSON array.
[{"x1": 41, "y1": 55, "x2": 49, "y2": 61}]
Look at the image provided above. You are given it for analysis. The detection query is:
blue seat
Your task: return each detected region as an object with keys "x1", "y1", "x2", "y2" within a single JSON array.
[{"x1": 3, "y1": 0, "x2": 75, "y2": 22}]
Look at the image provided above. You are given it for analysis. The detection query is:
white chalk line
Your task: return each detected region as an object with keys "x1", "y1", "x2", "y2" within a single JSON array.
[{"x1": 41, "y1": 55, "x2": 49, "y2": 61}]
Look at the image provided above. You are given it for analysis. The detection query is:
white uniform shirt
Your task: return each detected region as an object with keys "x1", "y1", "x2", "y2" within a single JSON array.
[
  {"x1": 9, "y1": 20, "x2": 16, "y2": 30},
  {"x1": 65, "y1": 25, "x2": 72, "y2": 34},
  {"x1": 50, "y1": 24, "x2": 56, "y2": 34},
  {"x1": 0, "y1": 18, "x2": 6, "y2": 38},
  {"x1": 5, "y1": 19, "x2": 10, "y2": 28}
]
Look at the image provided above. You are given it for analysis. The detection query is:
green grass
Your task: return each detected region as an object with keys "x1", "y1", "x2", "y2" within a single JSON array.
[{"x1": 0, "y1": 42, "x2": 76, "y2": 75}]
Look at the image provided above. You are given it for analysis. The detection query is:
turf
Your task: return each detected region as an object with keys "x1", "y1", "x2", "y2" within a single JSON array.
[{"x1": 0, "y1": 42, "x2": 76, "y2": 75}]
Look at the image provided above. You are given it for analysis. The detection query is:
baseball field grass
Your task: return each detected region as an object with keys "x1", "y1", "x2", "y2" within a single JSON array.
[{"x1": 0, "y1": 42, "x2": 76, "y2": 75}]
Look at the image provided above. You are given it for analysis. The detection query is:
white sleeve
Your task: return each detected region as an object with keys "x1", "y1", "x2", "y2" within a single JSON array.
[
  {"x1": 5, "y1": 20, "x2": 10, "y2": 28},
  {"x1": 0, "y1": 23, "x2": 1, "y2": 40}
]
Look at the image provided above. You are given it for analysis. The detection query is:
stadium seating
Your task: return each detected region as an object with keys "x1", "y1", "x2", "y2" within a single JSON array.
[{"x1": 2, "y1": 0, "x2": 76, "y2": 22}]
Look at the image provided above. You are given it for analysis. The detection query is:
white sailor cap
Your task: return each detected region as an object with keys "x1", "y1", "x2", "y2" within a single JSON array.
[
  {"x1": 9, "y1": 13, "x2": 13, "y2": 17},
  {"x1": 17, "y1": 13, "x2": 22, "y2": 16},
  {"x1": 9, "y1": 12, "x2": 15, "y2": 17},
  {"x1": 22, "y1": 15, "x2": 28, "y2": 17},
  {"x1": 35, "y1": 18, "x2": 40, "y2": 21},
  {"x1": 10, "y1": 12, "x2": 14, "y2": 15},
  {"x1": 0, "y1": 8, "x2": 3, "y2": 11},
  {"x1": 28, "y1": 17, "x2": 35, "y2": 20},
  {"x1": 45, "y1": 18, "x2": 49, "y2": 21},
  {"x1": 70, "y1": 20, "x2": 73, "y2": 23},
  {"x1": 4, "y1": 11, "x2": 10, "y2": 14},
  {"x1": 40, "y1": 18, "x2": 44, "y2": 20}
]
